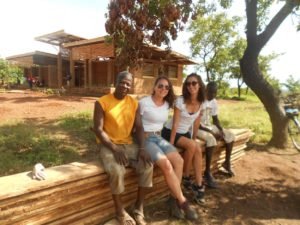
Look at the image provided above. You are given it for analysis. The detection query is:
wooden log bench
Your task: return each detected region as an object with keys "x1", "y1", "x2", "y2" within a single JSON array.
[{"x1": 0, "y1": 129, "x2": 253, "y2": 225}]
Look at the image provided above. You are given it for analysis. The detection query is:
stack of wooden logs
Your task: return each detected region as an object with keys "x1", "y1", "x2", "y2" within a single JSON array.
[{"x1": 0, "y1": 128, "x2": 253, "y2": 225}]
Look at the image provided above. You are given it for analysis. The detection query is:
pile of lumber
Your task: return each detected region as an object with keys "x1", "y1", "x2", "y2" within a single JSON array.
[
  {"x1": 0, "y1": 128, "x2": 253, "y2": 225},
  {"x1": 209, "y1": 128, "x2": 254, "y2": 173}
]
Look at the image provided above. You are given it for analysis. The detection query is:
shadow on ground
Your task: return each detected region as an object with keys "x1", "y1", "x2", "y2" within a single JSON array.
[
  {"x1": 144, "y1": 176, "x2": 300, "y2": 225},
  {"x1": 0, "y1": 115, "x2": 98, "y2": 176}
]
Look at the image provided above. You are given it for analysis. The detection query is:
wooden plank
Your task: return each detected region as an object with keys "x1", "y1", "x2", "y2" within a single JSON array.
[
  {"x1": 0, "y1": 162, "x2": 106, "y2": 200},
  {"x1": 0, "y1": 166, "x2": 166, "y2": 224},
  {"x1": 0, "y1": 129, "x2": 252, "y2": 225},
  {"x1": 0, "y1": 179, "x2": 107, "y2": 220},
  {"x1": 0, "y1": 175, "x2": 105, "y2": 208}
]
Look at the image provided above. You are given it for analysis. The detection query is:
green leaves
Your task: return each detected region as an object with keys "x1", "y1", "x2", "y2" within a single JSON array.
[
  {"x1": 0, "y1": 58, "x2": 24, "y2": 85},
  {"x1": 188, "y1": 13, "x2": 241, "y2": 82},
  {"x1": 105, "y1": 0, "x2": 199, "y2": 68}
]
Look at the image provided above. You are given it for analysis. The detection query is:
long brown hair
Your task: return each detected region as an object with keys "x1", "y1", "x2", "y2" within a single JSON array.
[
  {"x1": 182, "y1": 73, "x2": 205, "y2": 104},
  {"x1": 152, "y1": 76, "x2": 175, "y2": 108}
]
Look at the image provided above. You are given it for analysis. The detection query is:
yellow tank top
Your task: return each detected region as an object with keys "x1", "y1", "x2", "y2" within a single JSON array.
[{"x1": 98, "y1": 93, "x2": 138, "y2": 144}]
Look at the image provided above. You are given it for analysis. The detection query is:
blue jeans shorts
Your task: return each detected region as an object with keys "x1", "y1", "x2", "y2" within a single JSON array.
[{"x1": 145, "y1": 134, "x2": 177, "y2": 162}]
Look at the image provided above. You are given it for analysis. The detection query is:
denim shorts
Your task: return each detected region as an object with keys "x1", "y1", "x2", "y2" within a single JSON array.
[{"x1": 144, "y1": 134, "x2": 177, "y2": 162}]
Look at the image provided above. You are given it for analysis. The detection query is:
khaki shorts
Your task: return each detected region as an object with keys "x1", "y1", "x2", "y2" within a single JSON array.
[
  {"x1": 197, "y1": 125, "x2": 235, "y2": 147},
  {"x1": 99, "y1": 143, "x2": 153, "y2": 195}
]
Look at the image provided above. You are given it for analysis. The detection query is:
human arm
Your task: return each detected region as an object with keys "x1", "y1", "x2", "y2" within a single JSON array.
[
  {"x1": 170, "y1": 106, "x2": 180, "y2": 145},
  {"x1": 210, "y1": 99, "x2": 224, "y2": 138},
  {"x1": 212, "y1": 115, "x2": 225, "y2": 139},
  {"x1": 133, "y1": 105, "x2": 152, "y2": 165},
  {"x1": 192, "y1": 113, "x2": 202, "y2": 140},
  {"x1": 93, "y1": 101, "x2": 128, "y2": 165},
  {"x1": 199, "y1": 123, "x2": 214, "y2": 133}
]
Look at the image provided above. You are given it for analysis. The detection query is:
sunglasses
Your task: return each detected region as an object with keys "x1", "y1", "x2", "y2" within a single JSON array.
[
  {"x1": 186, "y1": 81, "x2": 198, "y2": 87},
  {"x1": 157, "y1": 84, "x2": 170, "y2": 90}
]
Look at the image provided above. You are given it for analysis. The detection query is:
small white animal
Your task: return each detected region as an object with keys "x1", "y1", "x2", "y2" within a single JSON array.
[{"x1": 32, "y1": 163, "x2": 46, "y2": 180}]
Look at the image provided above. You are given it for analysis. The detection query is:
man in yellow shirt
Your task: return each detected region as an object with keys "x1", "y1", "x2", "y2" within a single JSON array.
[{"x1": 93, "y1": 71, "x2": 153, "y2": 225}]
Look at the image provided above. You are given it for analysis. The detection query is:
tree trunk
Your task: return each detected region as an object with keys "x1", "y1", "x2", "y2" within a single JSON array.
[
  {"x1": 237, "y1": 78, "x2": 242, "y2": 98},
  {"x1": 240, "y1": 54, "x2": 289, "y2": 148}
]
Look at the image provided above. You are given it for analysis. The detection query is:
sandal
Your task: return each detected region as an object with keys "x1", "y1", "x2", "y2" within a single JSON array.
[
  {"x1": 132, "y1": 209, "x2": 147, "y2": 225},
  {"x1": 116, "y1": 211, "x2": 136, "y2": 225},
  {"x1": 222, "y1": 162, "x2": 235, "y2": 177}
]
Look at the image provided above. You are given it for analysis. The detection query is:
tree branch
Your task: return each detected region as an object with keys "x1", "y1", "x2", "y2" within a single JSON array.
[
  {"x1": 257, "y1": 0, "x2": 299, "y2": 51},
  {"x1": 245, "y1": 0, "x2": 258, "y2": 48}
]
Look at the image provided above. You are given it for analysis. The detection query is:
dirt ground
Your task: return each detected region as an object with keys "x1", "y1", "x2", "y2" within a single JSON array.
[{"x1": 1, "y1": 91, "x2": 300, "y2": 225}]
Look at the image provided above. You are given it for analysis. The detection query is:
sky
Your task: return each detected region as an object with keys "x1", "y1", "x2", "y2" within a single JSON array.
[{"x1": 0, "y1": 0, "x2": 299, "y2": 83}]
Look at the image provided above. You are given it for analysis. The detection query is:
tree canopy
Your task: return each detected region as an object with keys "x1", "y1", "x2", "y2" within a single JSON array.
[
  {"x1": 0, "y1": 58, "x2": 24, "y2": 85},
  {"x1": 188, "y1": 13, "x2": 241, "y2": 82},
  {"x1": 105, "y1": 0, "x2": 205, "y2": 68}
]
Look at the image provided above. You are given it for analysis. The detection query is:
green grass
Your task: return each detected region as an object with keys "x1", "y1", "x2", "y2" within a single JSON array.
[
  {"x1": 0, "y1": 112, "x2": 96, "y2": 176},
  {"x1": 218, "y1": 95, "x2": 271, "y2": 143},
  {"x1": 0, "y1": 95, "x2": 272, "y2": 177}
]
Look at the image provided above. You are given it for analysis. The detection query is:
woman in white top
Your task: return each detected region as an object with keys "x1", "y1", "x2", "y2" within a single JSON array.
[
  {"x1": 139, "y1": 76, "x2": 198, "y2": 220},
  {"x1": 162, "y1": 73, "x2": 206, "y2": 204}
]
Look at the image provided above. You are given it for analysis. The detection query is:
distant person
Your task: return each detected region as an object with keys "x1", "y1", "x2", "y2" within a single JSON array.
[
  {"x1": 93, "y1": 71, "x2": 153, "y2": 225},
  {"x1": 198, "y1": 81, "x2": 236, "y2": 187},
  {"x1": 66, "y1": 74, "x2": 71, "y2": 87},
  {"x1": 139, "y1": 76, "x2": 198, "y2": 220},
  {"x1": 27, "y1": 73, "x2": 33, "y2": 89},
  {"x1": 161, "y1": 73, "x2": 206, "y2": 205}
]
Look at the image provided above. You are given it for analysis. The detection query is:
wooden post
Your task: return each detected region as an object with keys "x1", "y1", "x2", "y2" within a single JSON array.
[
  {"x1": 69, "y1": 50, "x2": 75, "y2": 87},
  {"x1": 84, "y1": 60, "x2": 88, "y2": 88},
  {"x1": 48, "y1": 65, "x2": 52, "y2": 87},
  {"x1": 38, "y1": 66, "x2": 42, "y2": 82},
  {"x1": 88, "y1": 59, "x2": 92, "y2": 88},
  {"x1": 57, "y1": 46, "x2": 63, "y2": 88}
]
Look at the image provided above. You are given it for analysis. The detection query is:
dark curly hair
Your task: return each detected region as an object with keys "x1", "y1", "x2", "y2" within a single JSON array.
[
  {"x1": 152, "y1": 76, "x2": 175, "y2": 108},
  {"x1": 182, "y1": 73, "x2": 205, "y2": 104}
]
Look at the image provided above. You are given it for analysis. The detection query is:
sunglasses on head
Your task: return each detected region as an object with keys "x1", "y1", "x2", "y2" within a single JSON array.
[
  {"x1": 157, "y1": 83, "x2": 170, "y2": 90},
  {"x1": 186, "y1": 81, "x2": 198, "y2": 87}
]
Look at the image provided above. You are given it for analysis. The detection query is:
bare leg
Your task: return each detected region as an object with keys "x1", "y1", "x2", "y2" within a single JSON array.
[
  {"x1": 135, "y1": 187, "x2": 148, "y2": 214},
  {"x1": 222, "y1": 142, "x2": 235, "y2": 176},
  {"x1": 204, "y1": 146, "x2": 215, "y2": 174},
  {"x1": 225, "y1": 142, "x2": 233, "y2": 165},
  {"x1": 156, "y1": 156, "x2": 185, "y2": 202},
  {"x1": 112, "y1": 194, "x2": 125, "y2": 216},
  {"x1": 167, "y1": 152, "x2": 184, "y2": 183},
  {"x1": 193, "y1": 144, "x2": 203, "y2": 186},
  {"x1": 176, "y1": 137, "x2": 196, "y2": 178}
]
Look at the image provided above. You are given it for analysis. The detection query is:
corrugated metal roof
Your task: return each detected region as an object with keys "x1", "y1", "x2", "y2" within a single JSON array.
[{"x1": 35, "y1": 30, "x2": 86, "y2": 46}]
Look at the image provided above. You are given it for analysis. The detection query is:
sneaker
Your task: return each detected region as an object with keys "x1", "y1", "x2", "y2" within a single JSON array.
[
  {"x1": 179, "y1": 201, "x2": 198, "y2": 220},
  {"x1": 182, "y1": 176, "x2": 193, "y2": 192},
  {"x1": 204, "y1": 172, "x2": 218, "y2": 188},
  {"x1": 192, "y1": 184, "x2": 205, "y2": 205},
  {"x1": 168, "y1": 196, "x2": 184, "y2": 219}
]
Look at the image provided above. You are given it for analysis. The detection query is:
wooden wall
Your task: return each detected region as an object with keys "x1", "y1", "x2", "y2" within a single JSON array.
[
  {"x1": 71, "y1": 42, "x2": 114, "y2": 61},
  {"x1": 133, "y1": 61, "x2": 183, "y2": 95},
  {"x1": 92, "y1": 61, "x2": 108, "y2": 87}
]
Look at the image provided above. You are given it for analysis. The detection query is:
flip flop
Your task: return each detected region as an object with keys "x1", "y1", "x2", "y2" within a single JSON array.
[
  {"x1": 132, "y1": 209, "x2": 147, "y2": 225},
  {"x1": 222, "y1": 162, "x2": 235, "y2": 177},
  {"x1": 116, "y1": 211, "x2": 136, "y2": 225}
]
